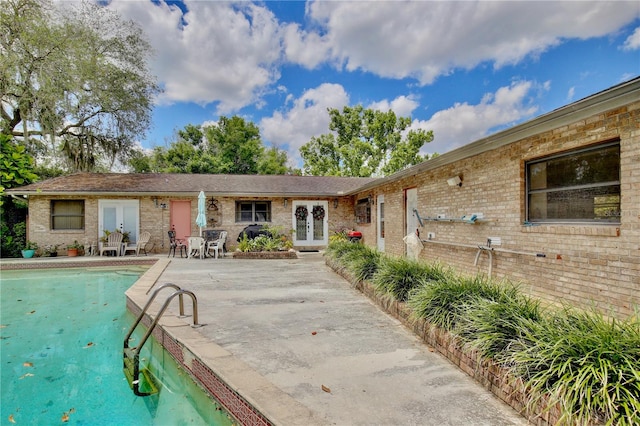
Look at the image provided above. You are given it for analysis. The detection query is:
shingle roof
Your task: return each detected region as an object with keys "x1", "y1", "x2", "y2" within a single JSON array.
[{"x1": 8, "y1": 173, "x2": 378, "y2": 197}]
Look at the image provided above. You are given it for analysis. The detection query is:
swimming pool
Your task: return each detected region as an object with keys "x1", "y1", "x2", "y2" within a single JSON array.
[{"x1": 0, "y1": 266, "x2": 232, "y2": 425}]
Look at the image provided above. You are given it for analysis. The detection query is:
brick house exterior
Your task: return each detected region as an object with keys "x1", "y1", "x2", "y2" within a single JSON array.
[{"x1": 7, "y1": 77, "x2": 639, "y2": 317}]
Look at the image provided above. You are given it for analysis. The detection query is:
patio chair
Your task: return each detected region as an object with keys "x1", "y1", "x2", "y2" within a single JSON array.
[
  {"x1": 168, "y1": 230, "x2": 187, "y2": 258},
  {"x1": 99, "y1": 231, "x2": 124, "y2": 257},
  {"x1": 124, "y1": 231, "x2": 151, "y2": 256},
  {"x1": 206, "y1": 231, "x2": 227, "y2": 259},
  {"x1": 187, "y1": 236, "x2": 205, "y2": 259}
]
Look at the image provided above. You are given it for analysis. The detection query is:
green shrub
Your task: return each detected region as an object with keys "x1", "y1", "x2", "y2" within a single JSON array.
[
  {"x1": 372, "y1": 256, "x2": 437, "y2": 301},
  {"x1": 346, "y1": 245, "x2": 382, "y2": 282},
  {"x1": 325, "y1": 240, "x2": 358, "y2": 262},
  {"x1": 408, "y1": 274, "x2": 495, "y2": 331},
  {"x1": 505, "y1": 308, "x2": 640, "y2": 425},
  {"x1": 456, "y1": 290, "x2": 542, "y2": 359}
]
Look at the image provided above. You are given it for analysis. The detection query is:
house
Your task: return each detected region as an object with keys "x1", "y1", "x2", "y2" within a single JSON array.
[
  {"x1": 9, "y1": 173, "x2": 377, "y2": 254},
  {"x1": 8, "y1": 77, "x2": 639, "y2": 317}
]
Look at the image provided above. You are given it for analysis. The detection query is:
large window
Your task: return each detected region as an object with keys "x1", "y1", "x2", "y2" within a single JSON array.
[
  {"x1": 526, "y1": 142, "x2": 620, "y2": 223},
  {"x1": 51, "y1": 200, "x2": 85, "y2": 230},
  {"x1": 235, "y1": 201, "x2": 271, "y2": 222}
]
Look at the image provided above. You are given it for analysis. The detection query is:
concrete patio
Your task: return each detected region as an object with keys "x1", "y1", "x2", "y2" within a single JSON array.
[{"x1": 150, "y1": 252, "x2": 527, "y2": 425}]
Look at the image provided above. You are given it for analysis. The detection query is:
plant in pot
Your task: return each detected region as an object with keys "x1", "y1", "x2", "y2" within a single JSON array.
[
  {"x1": 66, "y1": 241, "x2": 84, "y2": 257},
  {"x1": 21, "y1": 241, "x2": 38, "y2": 258},
  {"x1": 42, "y1": 244, "x2": 60, "y2": 257}
]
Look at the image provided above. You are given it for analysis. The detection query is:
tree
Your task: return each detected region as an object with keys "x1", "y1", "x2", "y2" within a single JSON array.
[
  {"x1": 203, "y1": 116, "x2": 264, "y2": 174},
  {"x1": 0, "y1": 0, "x2": 160, "y2": 172},
  {"x1": 300, "y1": 106, "x2": 434, "y2": 177},
  {"x1": 130, "y1": 117, "x2": 292, "y2": 175},
  {"x1": 0, "y1": 133, "x2": 37, "y2": 206}
]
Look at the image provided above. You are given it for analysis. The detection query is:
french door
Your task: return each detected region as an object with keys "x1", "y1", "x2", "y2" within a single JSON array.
[
  {"x1": 292, "y1": 200, "x2": 328, "y2": 247},
  {"x1": 99, "y1": 200, "x2": 139, "y2": 242}
]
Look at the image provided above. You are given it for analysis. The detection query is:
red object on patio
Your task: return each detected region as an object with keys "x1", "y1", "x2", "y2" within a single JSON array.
[{"x1": 347, "y1": 231, "x2": 362, "y2": 242}]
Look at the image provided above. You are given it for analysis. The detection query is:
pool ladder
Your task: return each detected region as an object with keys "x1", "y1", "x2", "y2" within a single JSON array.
[{"x1": 123, "y1": 283, "x2": 203, "y2": 396}]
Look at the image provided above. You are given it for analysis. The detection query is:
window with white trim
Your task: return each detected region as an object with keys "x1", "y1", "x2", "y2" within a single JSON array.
[
  {"x1": 51, "y1": 200, "x2": 85, "y2": 230},
  {"x1": 526, "y1": 141, "x2": 620, "y2": 224},
  {"x1": 235, "y1": 201, "x2": 271, "y2": 222}
]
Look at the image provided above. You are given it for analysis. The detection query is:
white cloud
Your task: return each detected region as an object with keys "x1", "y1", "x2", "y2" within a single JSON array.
[
  {"x1": 282, "y1": 22, "x2": 330, "y2": 69},
  {"x1": 622, "y1": 26, "x2": 640, "y2": 50},
  {"x1": 259, "y1": 83, "x2": 349, "y2": 164},
  {"x1": 301, "y1": 1, "x2": 640, "y2": 84},
  {"x1": 567, "y1": 86, "x2": 576, "y2": 101},
  {"x1": 106, "y1": 0, "x2": 283, "y2": 113},
  {"x1": 367, "y1": 95, "x2": 420, "y2": 118},
  {"x1": 410, "y1": 81, "x2": 542, "y2": 156}
]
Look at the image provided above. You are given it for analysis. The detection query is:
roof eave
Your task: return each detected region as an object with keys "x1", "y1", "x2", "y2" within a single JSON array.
[{"x1": 354, "y1": 77, "x2": 640, "y2": 194}]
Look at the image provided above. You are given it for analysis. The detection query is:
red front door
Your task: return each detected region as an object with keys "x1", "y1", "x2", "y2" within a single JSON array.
[{"x1": 170, "y1": 200, "x2": 192, "y2": 241}]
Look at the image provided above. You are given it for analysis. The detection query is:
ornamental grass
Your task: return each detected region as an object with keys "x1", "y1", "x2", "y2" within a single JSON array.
[
  {"x1": 504, "y1": 308, "x2": 640, "y2": 425},
  {"x1": 324, "y1": 240, "x2": 640, "y2": 425},
  {"x1": 372, "y1": 256, "x2": 450, "y2": 302}
]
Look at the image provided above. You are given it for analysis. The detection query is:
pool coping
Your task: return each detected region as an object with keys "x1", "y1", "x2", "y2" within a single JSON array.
[{"x1": 125, "y1": 258, "x2": 326, "y2": 426}]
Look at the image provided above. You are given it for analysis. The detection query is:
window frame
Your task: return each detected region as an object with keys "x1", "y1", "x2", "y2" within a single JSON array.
[
  {"x1": 235, "y1": 200, "x2": 272, "y2": 223},
  {"x1": 525, "y1": 141, "x2": 621, "y2": 225},
  {"x1": 50, "y1": 199, "x2": 85, "y2": 230},
  {"x1": 355, "y1": 198, "x2": 372, "y2": 224}
]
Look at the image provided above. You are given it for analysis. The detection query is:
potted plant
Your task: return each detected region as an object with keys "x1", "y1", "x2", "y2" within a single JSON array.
[
  {"x1": 21, "y1": 241, "x2": 38, "y2": 258},
  {"x1": 66, "y1": 241, "x2": 84, "y2": 257},
  {"x1": 41, "y1": 244, "x2": 60, "y2": 257}
]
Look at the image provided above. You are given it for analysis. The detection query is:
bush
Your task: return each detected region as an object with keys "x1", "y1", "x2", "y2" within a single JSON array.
[
  {"x1": 504, "y1": 308, "x2": 640, "y2": 425},
  {"x1": 455, "y1": 290, "x2": 543, "y2": 359},
  {"x1": 0, "y1": 221, "x2": 26, "y2": 258},
  {"x1": 346, "y1": 244, "x2": 382, "y2": 282},
  {"x1": 408, "y1": 274, "x2": 496, "y2": 331},
  {"x1": 372, "y1": 256, "x2": 437, "y2": 301},
  {"x1": 236, "y1": 225, "x2": 292, "y2": 252},
  {"x1": 324, "y1": 240, "x2": 357, "y2": 261}
]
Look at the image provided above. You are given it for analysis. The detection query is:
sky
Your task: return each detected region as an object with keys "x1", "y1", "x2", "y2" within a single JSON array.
[{"x1": 102, "y1": 0, "x2": 640, "y2": 169}]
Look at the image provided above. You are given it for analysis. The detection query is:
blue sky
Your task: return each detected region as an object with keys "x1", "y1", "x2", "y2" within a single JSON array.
[{"x1": 104, "y1": 1, "x2": 640, "y2": 168}]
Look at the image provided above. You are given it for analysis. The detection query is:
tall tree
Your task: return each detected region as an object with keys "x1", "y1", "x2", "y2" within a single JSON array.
[
  {"x1": 300, "y1": 106, "x2": 434, "y2": 177},
  {"x1": 203, "y1": 116, "x2": 263, "y2": 174},
  {"x1": 0, "y1": 0, "x2": 160, "y2": 171},
  {"x1": 129, "y1": 117, "x2": 292, "y2": 175}
]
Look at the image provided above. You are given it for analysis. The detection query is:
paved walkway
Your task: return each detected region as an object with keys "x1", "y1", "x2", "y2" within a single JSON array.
[{"x1": 157, "y1": 252, "x2": 527, "y2": 426}]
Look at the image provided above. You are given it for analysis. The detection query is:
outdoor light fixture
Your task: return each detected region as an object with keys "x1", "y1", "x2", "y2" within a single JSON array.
[
  {"x1": 447, "y1": 175, "x2": 462, "y2": 187},
  {"x1": 283, "y1": 198, "x2": 288, "y2": 207},
  {"x1": 333, "y1": 198, "x2": 339, "y2": 209}
]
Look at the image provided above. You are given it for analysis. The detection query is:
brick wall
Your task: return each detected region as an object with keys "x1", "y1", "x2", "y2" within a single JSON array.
[
  {"x1": 27, "y1": 195, "x2": 359, "y2": 256},
  {"x1": 361, "y1": 101, "x2": 640, "y2": 318}
]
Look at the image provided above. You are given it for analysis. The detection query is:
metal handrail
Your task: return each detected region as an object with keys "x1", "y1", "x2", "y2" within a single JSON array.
[
  {"x1": 123, "y1": 284, "x2": 203, "y2": 396},
  {"x1": 124, "y1": 283, "x2": 185, "y2": 349}
]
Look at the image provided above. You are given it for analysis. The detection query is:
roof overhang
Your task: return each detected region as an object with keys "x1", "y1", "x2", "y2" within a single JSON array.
[{"x1": 355, "y1": 77, "x2": 640, "y2": 193}]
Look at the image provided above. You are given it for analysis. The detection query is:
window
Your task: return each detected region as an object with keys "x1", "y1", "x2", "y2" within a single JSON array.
[
  {"x1": 235, "y1": 201, "x2": 271, "y2": 222},
  {"x1": 526, "y1": 142, "x2": 620, "y2": 223},
  {"x1": 51, "y1": 200, "x2": 85, "y2": 230},
  {"x1": 355, "y1": 198, "x2": 371, "y2": 224}
]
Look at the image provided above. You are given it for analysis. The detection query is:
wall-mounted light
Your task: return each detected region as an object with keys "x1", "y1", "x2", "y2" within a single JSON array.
[
  {"x1": 447, "y1": 175, "x2": 462, "y2": 187},
  {"x1": 333, "y1": 198, "x2": 339, "y2": 209},
  {"x1": 367, "y1": 194, "x2": 374, "y2": 205},
  {"x1": 160, "y1": 203, "x2": 167, "y2": 209},
  {"x1": 283, "y1": 198, "x2": 288, "y2": 207}
]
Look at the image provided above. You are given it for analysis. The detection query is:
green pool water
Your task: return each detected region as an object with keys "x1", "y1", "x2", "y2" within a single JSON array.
[{"x1": 0, "y1": 267, "x2": 232, "y2": 425}]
